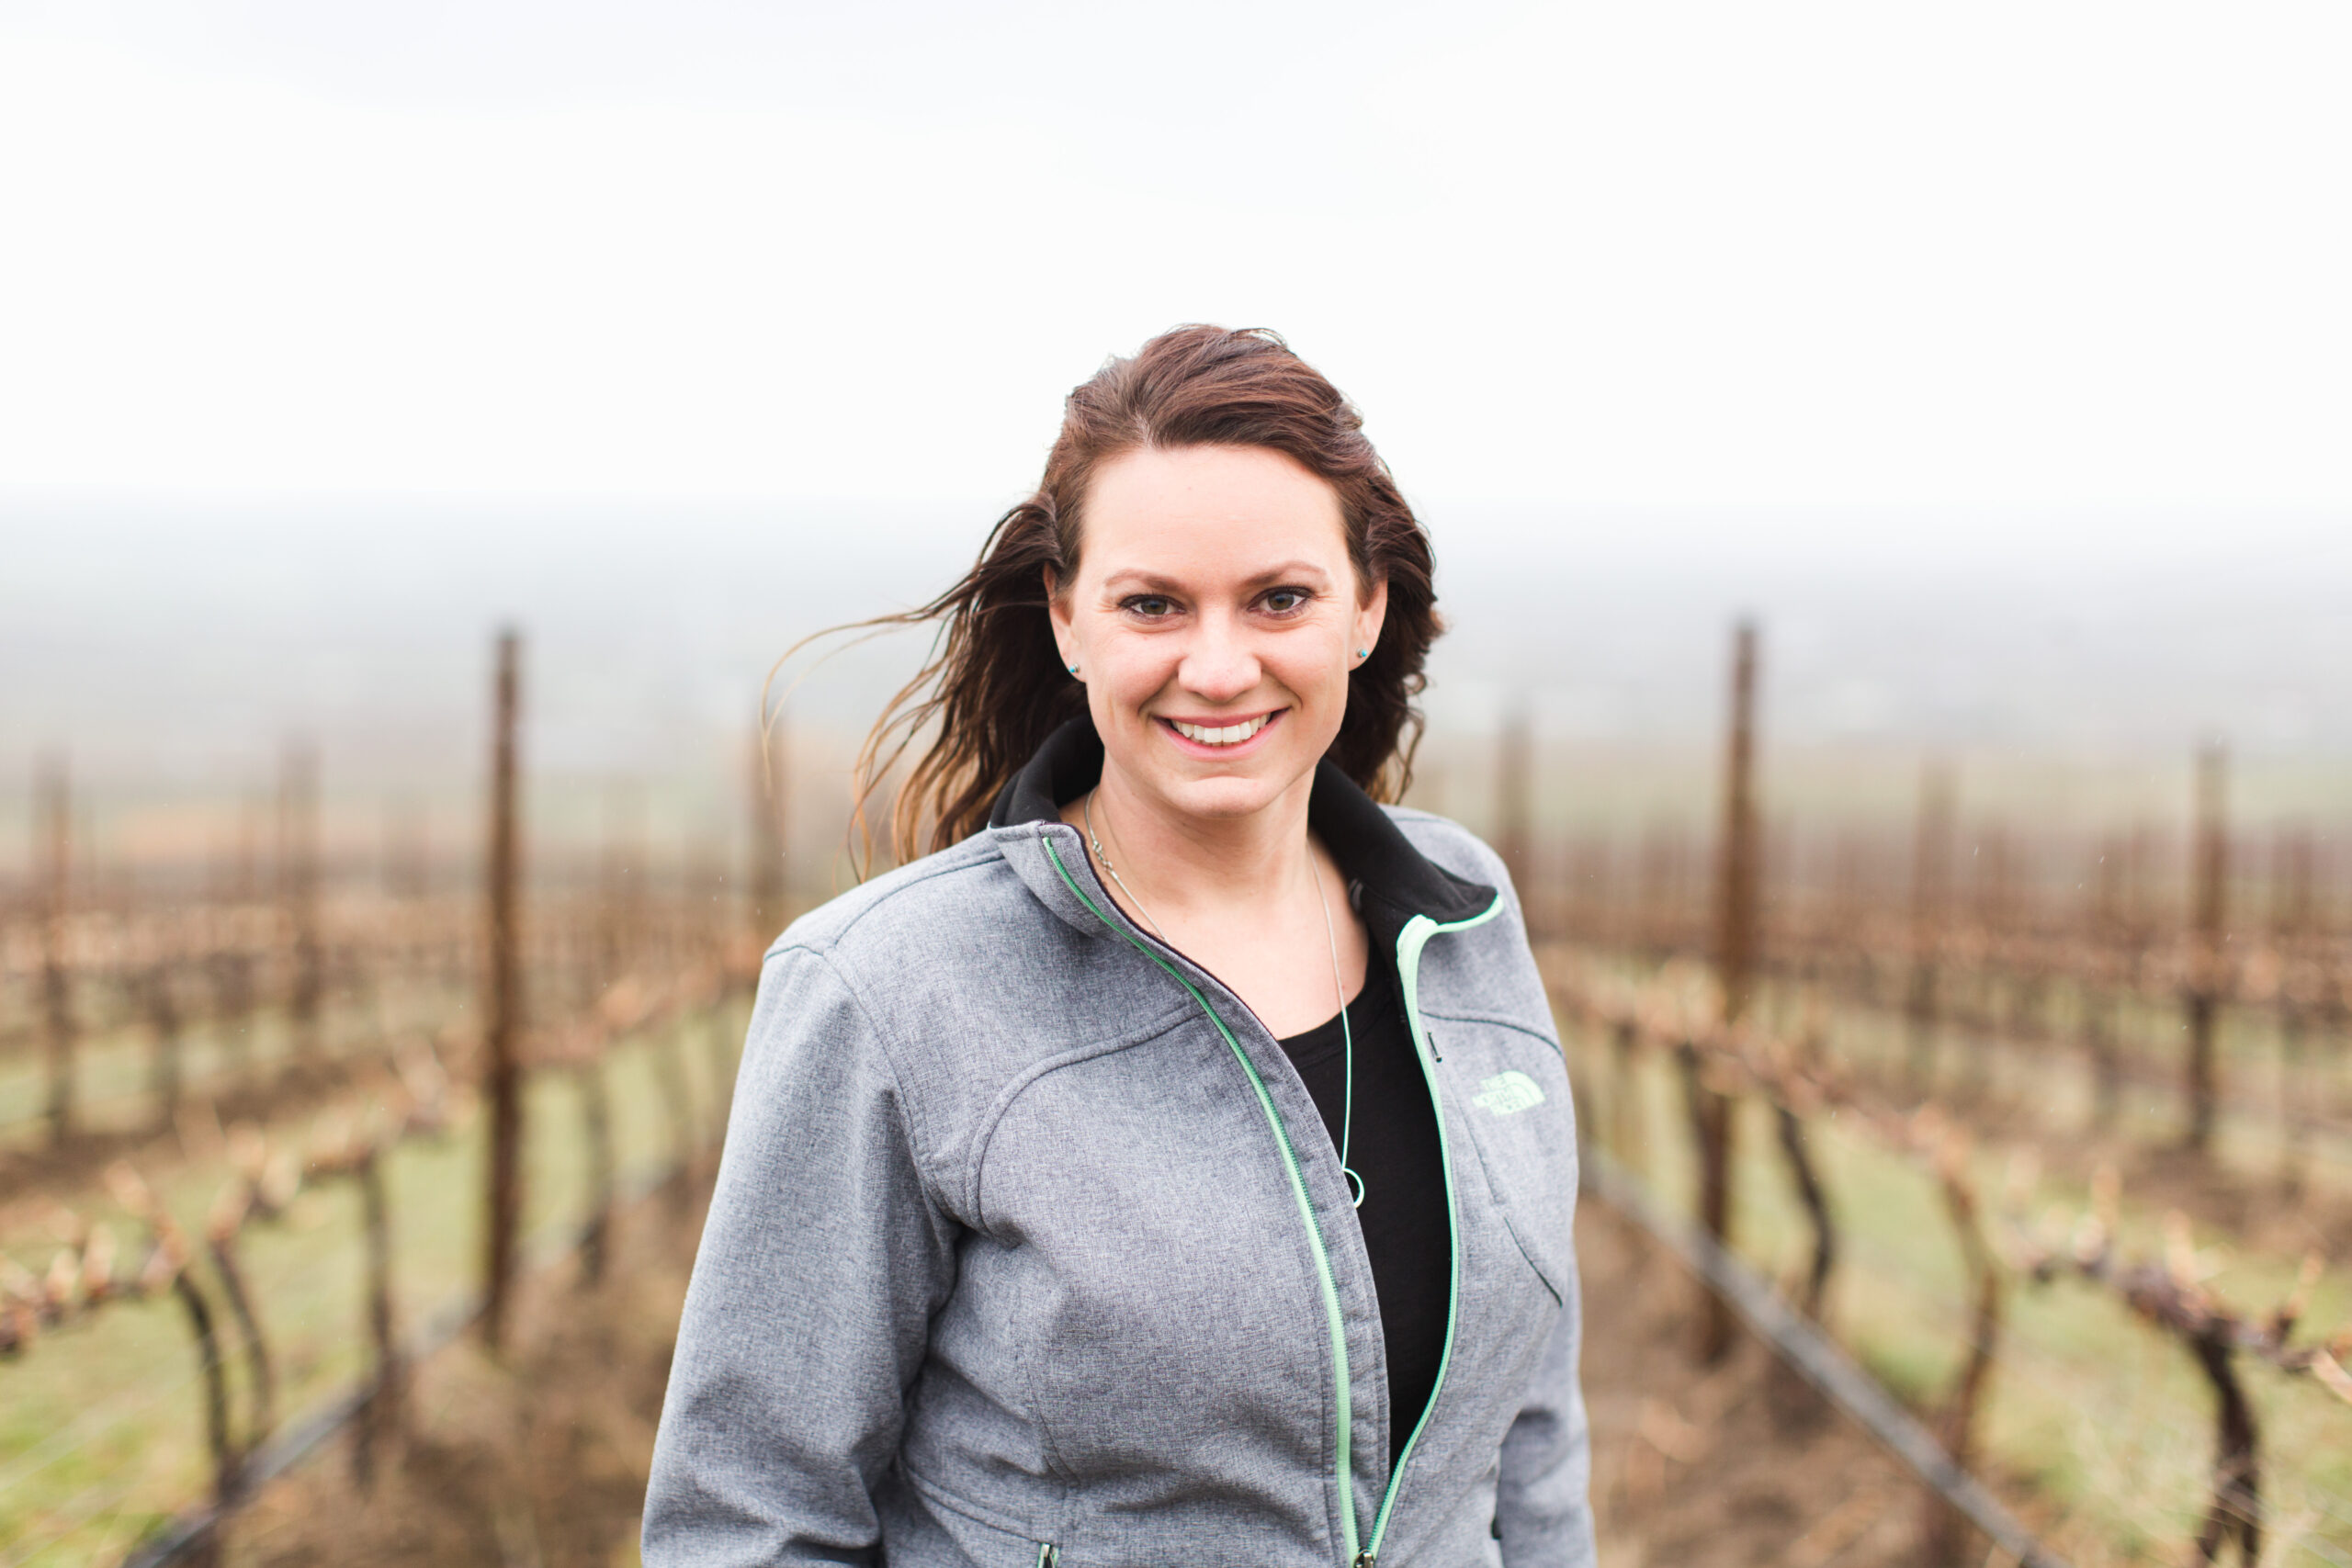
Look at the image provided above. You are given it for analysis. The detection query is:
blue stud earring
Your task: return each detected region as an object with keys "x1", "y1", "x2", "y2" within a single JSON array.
[
  {"x1": 1068, "y1": 663, "x2": 1080, "y2": 675},
  {"x1": 1354, "y1": 649, "x2": 1370, "y2": 659}
]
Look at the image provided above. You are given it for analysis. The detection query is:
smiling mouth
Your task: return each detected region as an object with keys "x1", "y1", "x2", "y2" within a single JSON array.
[{"x1": 1164, "y1": 713, "x2": 1275, "y2": 747}]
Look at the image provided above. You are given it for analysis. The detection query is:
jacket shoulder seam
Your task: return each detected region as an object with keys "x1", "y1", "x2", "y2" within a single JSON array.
[
  {"x1": 765, "y1": 941, "x2": 951, "y2": 1197},
  {"x1": 763, "y1": 840, "x2": 1012, "y2": 963}
]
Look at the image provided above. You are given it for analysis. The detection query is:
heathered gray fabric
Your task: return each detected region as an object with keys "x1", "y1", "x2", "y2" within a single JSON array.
[{"x1": 643, "y1": 807, "x2": 1592, "y2": 1567}]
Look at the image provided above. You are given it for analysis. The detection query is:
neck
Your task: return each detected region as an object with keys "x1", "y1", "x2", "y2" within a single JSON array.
[{"x1": 1087, "y1": 762, "x2": 1319, "y2": 922}]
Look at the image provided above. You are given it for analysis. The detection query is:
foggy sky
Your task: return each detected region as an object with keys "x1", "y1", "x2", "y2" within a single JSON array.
[
  {"x1": 4, "y1": 2, "x2": 2346, "y2": 847},
  {"x1": 3, "y1": 0, "x2": 2346, "y2": 510}
]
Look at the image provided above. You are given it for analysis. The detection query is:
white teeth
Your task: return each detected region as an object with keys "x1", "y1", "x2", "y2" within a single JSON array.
[{"x1": 1171, "y1": 715, "x2": 1271, "y2": 746}]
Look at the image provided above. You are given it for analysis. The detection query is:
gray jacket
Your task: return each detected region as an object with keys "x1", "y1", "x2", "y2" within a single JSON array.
[{"x1": 644, "y1": 723, "x2": 1593, "y2": 1567}]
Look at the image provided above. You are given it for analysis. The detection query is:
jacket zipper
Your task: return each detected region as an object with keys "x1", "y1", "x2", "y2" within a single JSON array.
[
  {"x1": 1358, "y1": 905, "x2": 1502, "y2": 1567},
  {"x1": 1046, "y1": 838, "x2": 1364, "y2": 1561},
  {"x1": 1035, "y1": 1544, "x2": 1058, "y2": 1568},
  {"x1": 1045, "y1": 830, "x2": 1501, "y2": 1567}
]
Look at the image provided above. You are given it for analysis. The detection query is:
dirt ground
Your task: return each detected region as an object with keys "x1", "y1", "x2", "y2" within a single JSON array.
[
  {"x1": 215, "y1": 1185, "x2": 1971, "y2": 1568},
  {"x1": 222, "y1": 1179, "x2": 705, "y2": 1568},
  {"x1": 1576, "y1": 1203, "x2": 1953, "y2": 1568}
]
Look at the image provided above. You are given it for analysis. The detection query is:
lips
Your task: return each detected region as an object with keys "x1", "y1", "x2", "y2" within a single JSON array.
[{"x1": 1165, "y1": 714, "x2": 1273, "y2": 747}]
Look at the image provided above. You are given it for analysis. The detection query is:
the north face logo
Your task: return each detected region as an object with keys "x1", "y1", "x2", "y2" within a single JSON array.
[{"x1": 1472, "y1": 1071, "x2": 1544, "y2": 1116}]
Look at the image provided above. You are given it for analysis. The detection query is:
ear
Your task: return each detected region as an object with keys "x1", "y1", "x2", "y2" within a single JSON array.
[
  {"x1": 1353, "y1": 575, "x2": 1390, "y2": 664},
  {"x1": 1045, "y1": 566, "x2": 1077, "y2": 667}
]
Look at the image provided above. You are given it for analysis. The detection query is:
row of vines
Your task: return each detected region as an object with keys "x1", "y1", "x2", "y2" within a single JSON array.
[
  {"x1": 1507, "y1": 624, "x2": 2352, "y2": 1565},
  {"x1": 0, "y1": 631, "x2": 793, "y2": 1564}
]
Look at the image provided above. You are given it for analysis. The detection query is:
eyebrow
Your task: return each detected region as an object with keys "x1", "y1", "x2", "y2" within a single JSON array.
[{"x1": 1100, "y1": 561, "x2": 1334, "y2": 594}]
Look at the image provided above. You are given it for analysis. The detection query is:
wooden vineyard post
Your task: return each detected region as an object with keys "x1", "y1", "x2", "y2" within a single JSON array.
[
  {"x1": 220, "y1": 794, "x2": 265, "y2": 1079},
  {"x1": 1920, "y1": 1129, "x2": 2003, "y2": 1565},
  {"x1": 748, "y1": 717, "x2": 789, "y2": 944},
  {"x1": 1766, "y1": 1077, "x2": 1838, "y2": 1429},
  {"x1": 280, "y1": 741, "x2": 323, "y2": 1062},
  {"x1": 654, "y1": 1019, "x2": 698, "y2": 1201},
  {"x1": 1608, "y1": 1015, "x2": 1645, "y2": 1176},
  {"x1": 206, "y1": 1202, "x2": 277, "y2": 1449},
  {"x1": 481, "y1": 629, "x2": 525, "y2": 1351},
  {"x1": 598, "y1": 781, "x2": 646, "y2": 995},
  {"x1": 1566, "y1": 838, "x2": 1608, "y2": 947},
  {"x1": 2185, "y1": 742, "x2": 2227, "y2": 1155},
  {"x1": 174, "y1": 1269, "x2": 237, "y2": 1565},
  {"x1": 2273, "y1": 828, "x2": 2315, "y2": 1190},
  {"x1": 2085, "y1": 834, "x2": 2126, "y2": 1130},
  {"x1": 1905, "y1": 761, "x2": 1954, "y2": 1102},
  {"x1": 576, "y1": 1039, "x2": 618, "y2": 1289},
  {"x1": 705, "y1": 1004, "x2": 739, "y2": 1148},
  {"x1": 1636, "y1": 826, "x2": 1678, "y2": 961},
  {"x1": 1961, "y1": 823, "x2": 2014, "y2": 1097},
  {"x1": 1495, "y1": 699, "x2": 1534, "y2": 934},
  {"x1": 652, "y1": 893, "x2": 705, "y2": 1200},
  {"x1": 1695, "y1": 620, "x2": 1760, "y2": 1365},
  {"x1": 353, "y1": 1139, "x2": 404, "y2": 1488},
  {"x1": 2188, "y1": 1317, "x2": 2261, "y2": 1565},
  {"x1": 37, "y1": 756, "x2": 76, "y2": 1146},
  {"x1": 108, "y1": 1165, "x2": 242, "y2": 1564},
  {"x1": 143, "y1": 963, "x2": 184, "y2": 1129},
  {"x1": 2123, "y1": 824, "x2": 2160, "y2": 1113}
]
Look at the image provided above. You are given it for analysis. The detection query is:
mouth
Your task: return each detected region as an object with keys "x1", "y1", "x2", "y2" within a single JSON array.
[{"x1": 1159, "y1": 711, "x2": 1280, "y2": 750}]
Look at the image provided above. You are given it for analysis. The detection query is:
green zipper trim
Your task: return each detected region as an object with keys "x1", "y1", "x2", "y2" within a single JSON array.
[
  {"x1": 1043, "y1": 835, "x2": 1364, "y2": 1563},
  {"x1": 1364, "y1": 897, "x2": 1504, "y2": 1562}
]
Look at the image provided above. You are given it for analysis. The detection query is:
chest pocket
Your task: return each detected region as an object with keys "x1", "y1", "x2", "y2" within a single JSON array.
[{"x1": 1440, "y1": 1018, "x2": 1578, "y2": 1303}]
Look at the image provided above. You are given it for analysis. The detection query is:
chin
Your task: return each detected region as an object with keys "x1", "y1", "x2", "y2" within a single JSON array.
[{"x1": 1151, "y1": 769, "x2": 1297, "y2": 821}]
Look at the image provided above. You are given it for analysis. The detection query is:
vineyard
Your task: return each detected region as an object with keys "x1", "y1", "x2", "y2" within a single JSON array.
[
  {"x1": 3, "y1": 622, "x2": 2349, "y2": 1566},
  {"x1": 0, "y1": 633, "x2": 774, "y2": 1564},
  {"x1": 1524, "y1": 628, "x2": 2352, "y2": 1567}
]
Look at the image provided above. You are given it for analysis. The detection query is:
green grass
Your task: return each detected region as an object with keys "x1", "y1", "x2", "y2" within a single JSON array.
[
  {"x1": 0, "y1": 997, "x2": 747, "y2": 1566},
  {"x1": 1810, "y1": 981, "x2": 2352, "y2": 1190},
  {"x1": 0, "y1": 978, "x2": 477, "y2": 1148}
]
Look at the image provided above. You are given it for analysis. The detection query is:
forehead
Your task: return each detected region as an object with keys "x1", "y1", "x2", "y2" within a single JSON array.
[{"x1": 1080, "y1": 446, "x2": 1348, "y2": 577}]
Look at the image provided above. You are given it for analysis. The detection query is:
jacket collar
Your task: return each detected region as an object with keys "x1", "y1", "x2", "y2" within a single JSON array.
[{"x1": 989, "y1": 716, "x2": 1495, "y2": 933}]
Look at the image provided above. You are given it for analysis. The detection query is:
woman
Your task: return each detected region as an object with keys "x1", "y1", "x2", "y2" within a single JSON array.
[{"x1": 644, "y1": 327, "x2": 1591, "y2": 1567}]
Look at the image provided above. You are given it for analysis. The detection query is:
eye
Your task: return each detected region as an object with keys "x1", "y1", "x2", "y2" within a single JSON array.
[
  {"x1": 1122, "y1": 594, "x2": 1176, "y2": 618},
  {"x1": 1261, "y1": 587, "x2": 1311, "y2": 615}
]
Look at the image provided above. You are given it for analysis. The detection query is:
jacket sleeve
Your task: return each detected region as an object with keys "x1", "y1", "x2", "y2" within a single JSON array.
[
  {"x1": 1494, "y1": 1237, "x2": 1597, "y2": 1567},
  {"x1": 642, "y1": 944, "x2": 957, "y2": 1566}
]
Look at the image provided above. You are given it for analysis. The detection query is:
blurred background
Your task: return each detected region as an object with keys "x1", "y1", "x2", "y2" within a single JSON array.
[{"x1": 3, "y1": 2, "x2": 2347, "y2": 1564}]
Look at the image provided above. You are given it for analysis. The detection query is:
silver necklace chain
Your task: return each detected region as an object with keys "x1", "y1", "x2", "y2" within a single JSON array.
[
  {"x1": 1081, "y1": 790, "x2": 1169, "y2": 942},
  {"x1": 1313, "y1": 852, "x2": 1366, "y2": 1209},
  {"x1": 1080, "y1": 789, "x2": 1363, "y2": 1208}
]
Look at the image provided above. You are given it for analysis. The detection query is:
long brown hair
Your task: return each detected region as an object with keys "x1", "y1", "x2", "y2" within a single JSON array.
[{"x1": 823, "y1": 325, "x2": 1442, "y2": 865}]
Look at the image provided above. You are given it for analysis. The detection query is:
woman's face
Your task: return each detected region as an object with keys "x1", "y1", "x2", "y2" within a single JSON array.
[{"x1": 1048, "y1": 444, "x2": 1387, "y2": 825}]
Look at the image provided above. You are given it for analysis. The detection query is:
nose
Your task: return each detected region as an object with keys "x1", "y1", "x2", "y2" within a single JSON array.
[{"x1": 1177, "y1": 605, "x2": 1261, "y2": 706}]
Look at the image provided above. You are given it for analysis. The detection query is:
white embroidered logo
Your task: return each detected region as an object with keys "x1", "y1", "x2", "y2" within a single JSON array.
[{"x1": 1472, "y1": 1070, "x2": 1544, "y2": 1116}]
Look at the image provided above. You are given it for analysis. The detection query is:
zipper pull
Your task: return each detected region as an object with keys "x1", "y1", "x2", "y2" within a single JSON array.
[
  {"x1": 1035, "y1": 1546, "x2": 1059, "y2": 1568},
  {"x1": 1353, "y1": 1553, "x2": 1378, "y2": 1568}
]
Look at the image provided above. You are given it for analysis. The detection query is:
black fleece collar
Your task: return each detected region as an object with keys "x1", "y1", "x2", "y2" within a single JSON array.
[{"x1": 989, "y1": 717, "x2": 1496, "y2": 932}]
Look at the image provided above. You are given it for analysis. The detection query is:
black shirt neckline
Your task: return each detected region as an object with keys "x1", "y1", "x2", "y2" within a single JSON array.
[{"x1": 1276, "y1": 968, "x2": 1394, "y2": 1067}]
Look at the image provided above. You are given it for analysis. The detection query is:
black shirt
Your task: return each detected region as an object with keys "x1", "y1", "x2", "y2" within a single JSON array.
[{"x1": 1274, "y1": 942, "x2": 1450, "y2": 1466}]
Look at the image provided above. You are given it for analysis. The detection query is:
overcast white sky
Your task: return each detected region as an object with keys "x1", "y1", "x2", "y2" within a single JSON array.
[
  {"x1": 3, "y1": 0, "x2": 2347, "y2": 513},
  {"x1": 4, "y1": 2, "x2": 2349, "y2": 836}
]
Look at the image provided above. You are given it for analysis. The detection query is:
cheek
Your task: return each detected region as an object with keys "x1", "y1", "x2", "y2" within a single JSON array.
[
  {"x1": 1273, "y1": 631, "x2": 1351, "y2": 707},
  {"x1": 1096, "y1": 636, "x2": 1179, "y2": 710}
]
